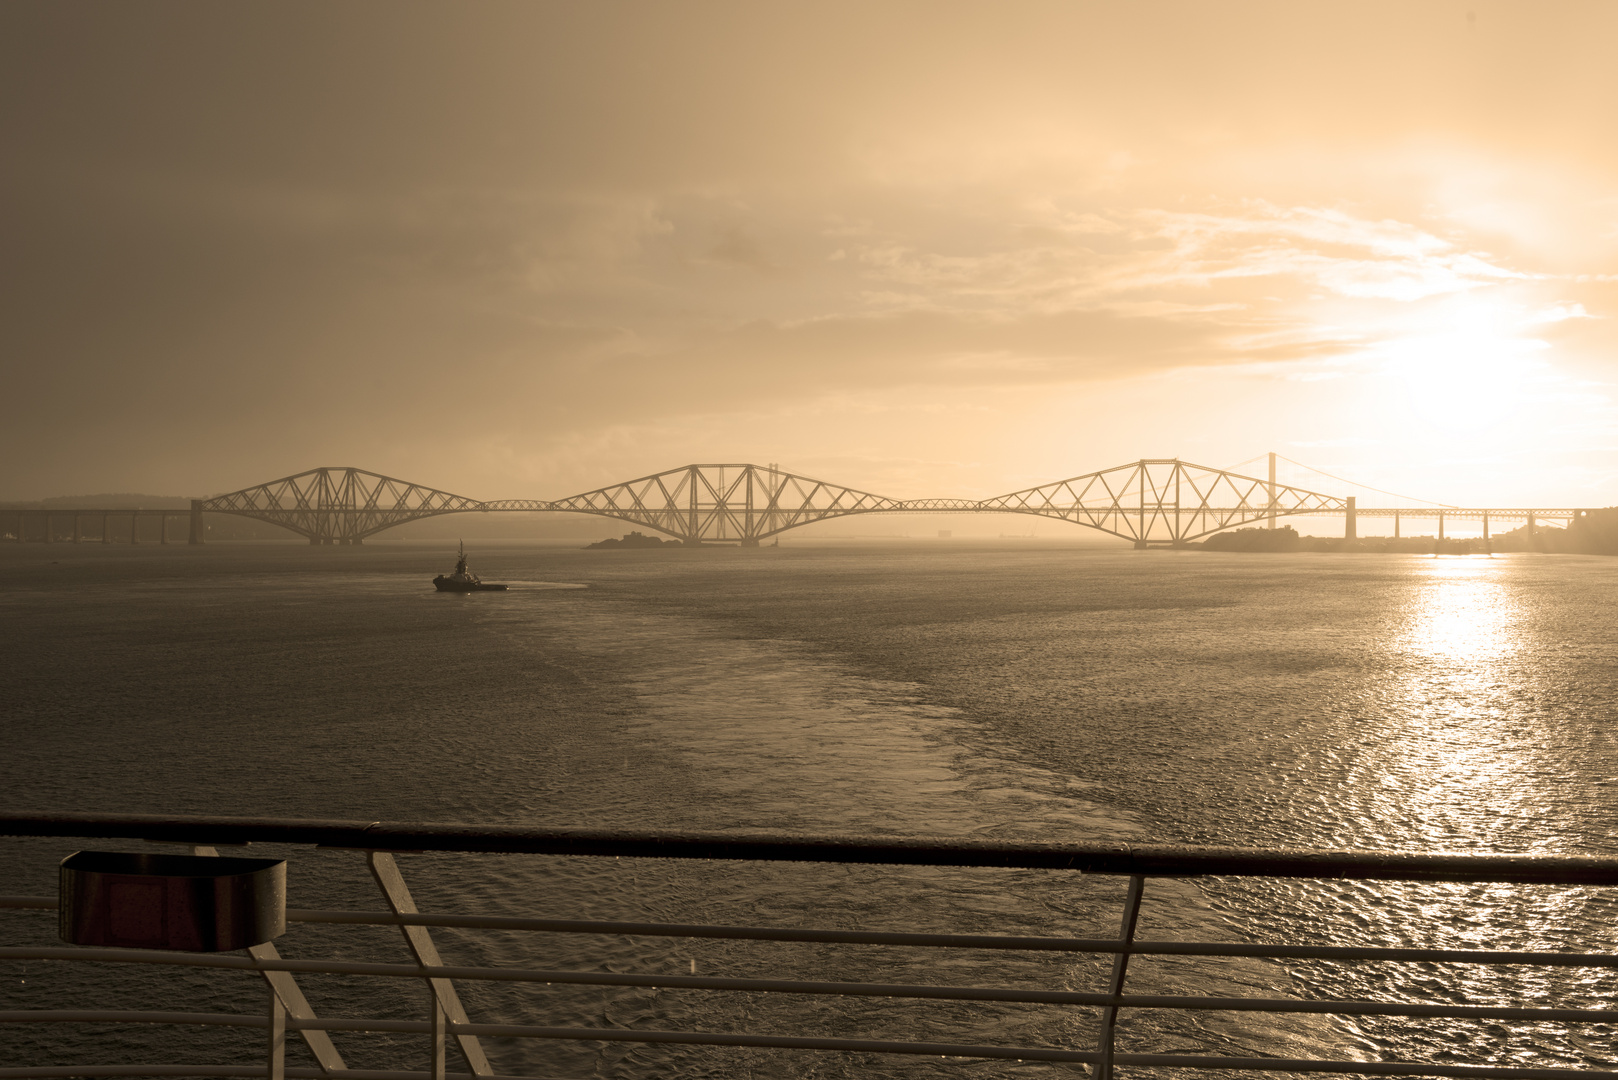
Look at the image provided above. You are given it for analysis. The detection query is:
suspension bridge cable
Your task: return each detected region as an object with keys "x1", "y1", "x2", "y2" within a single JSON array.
[
  {"x1": 1274, "y1": 454, "x2": 1457, "y2": 508},
  {"x1": 1219, "y1": 454, "x2": 1270, "y2": 475}
]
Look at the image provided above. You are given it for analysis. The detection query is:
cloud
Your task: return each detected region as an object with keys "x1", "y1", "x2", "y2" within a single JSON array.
[
  {"x1": 1141, "y1": 204, "x2": 1525, "y2": 300},
  {"x1": 5, "y1": 2, "x2": 1618, "y2": 501}
]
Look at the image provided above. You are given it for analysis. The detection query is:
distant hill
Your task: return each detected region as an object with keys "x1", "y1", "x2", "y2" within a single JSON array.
[
  {"x1": 45, "y1": 493, "x2": 193, "y2": 509},
  {"x1": 0, "y1": 494, "x2": 193, "y2": 509}
]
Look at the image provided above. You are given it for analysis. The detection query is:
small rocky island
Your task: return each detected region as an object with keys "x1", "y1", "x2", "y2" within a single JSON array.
[{"x1": 586, "y1": 530, "x2": 681, "y2": 549}]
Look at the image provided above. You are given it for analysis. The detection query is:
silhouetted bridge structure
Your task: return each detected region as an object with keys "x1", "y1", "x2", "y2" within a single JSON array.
[{"x1": 6, "y1": 459, "x2": 1586, "y2": 549}]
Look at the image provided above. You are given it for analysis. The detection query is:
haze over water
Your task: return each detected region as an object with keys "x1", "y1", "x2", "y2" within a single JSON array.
[{"x1": 5, "y1": 541, "x2": 1618, "y2": 1074}]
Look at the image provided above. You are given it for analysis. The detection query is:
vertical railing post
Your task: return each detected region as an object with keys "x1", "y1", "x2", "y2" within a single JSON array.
[
  {"x1": 430, "y1": 982, "x2": 447, "y2": 1080},
  {"x1": 268, "y1": 984, "x2": 286, "y2": 1080},
  {"x1": 1096, "y1": 874, "x2": 1145, "y2": 1080}
]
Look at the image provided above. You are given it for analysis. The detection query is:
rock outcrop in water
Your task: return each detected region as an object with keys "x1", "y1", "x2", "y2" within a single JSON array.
[
  {"x1": 1200, "y1": 526, "x2": 1303, "y2": 552},
  {"x1": 586, "y1": 530, "x2": 681, "y2": 549}
]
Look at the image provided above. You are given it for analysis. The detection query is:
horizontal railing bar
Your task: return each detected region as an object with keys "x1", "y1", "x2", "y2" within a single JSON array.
[
  {"x1": 287, "y1": 905, "x2": 1138, "y2": 952},
  {"x1": 0, "y1": 1010, "x2": 1078, "y2": 1064},
  {"x1": 1113, "y1": 1056, "x2": 1618, "y2": 1079},
  {"x1": 285, "y1": 907, "x2": 1618, "y2": 967},
  {"x1": 8, "y1": 897, "x2": 1616, "y2": 969},
  {"x1": 9, "y1": 1011, "x2": 1617, "y2": 1076},
  {"x1": 8, "y1": 957, "x2": 1618, "y2": 1024},
  {"x1": 8, "y1": 812, "x2": 1618, "y2": 882},
  {"x1": 1, "y1": 1009, "x2": 262, "y2": 1026},
  {"x1": 0, "y1": 955, "x2": 1126, "y2": 1008},
  {"x1": 0, "y1": 1068, "x2": 490, "y2": 1079},
  {"x1": 0, "y1": 895, "x2": 1147, "y2": 953},
  {"x1": 0, "y1": 1062, "x2": 1608, "y2": 1080}
]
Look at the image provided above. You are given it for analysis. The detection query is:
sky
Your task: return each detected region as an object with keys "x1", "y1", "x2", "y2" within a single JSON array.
[{"x1": 4, "y1": 1, "x2": 1617, "y2": 508}]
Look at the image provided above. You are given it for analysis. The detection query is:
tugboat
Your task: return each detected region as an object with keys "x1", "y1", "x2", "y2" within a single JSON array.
[{"x1": 432, "y1": 542, "x2": 507, "y2": 592}]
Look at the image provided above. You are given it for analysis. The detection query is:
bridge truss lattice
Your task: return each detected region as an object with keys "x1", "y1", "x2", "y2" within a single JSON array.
[
  {"x1": 983, "y1": 459, "x2": 1347, "y2": 546},
  {"x1": 200, "y1": 468, "x2": 485, "y2": 545},
  {"x1": 195, "y1": 460, "x2": 1351, "y2": 546},
  {"x1": 485, "y1": 463, "x2": 981, "y2": 545}
]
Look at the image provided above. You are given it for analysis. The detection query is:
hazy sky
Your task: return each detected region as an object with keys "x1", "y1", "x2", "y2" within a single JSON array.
[{"x1": 5, "y1": 1, "x2": 1616, "y2": 506}]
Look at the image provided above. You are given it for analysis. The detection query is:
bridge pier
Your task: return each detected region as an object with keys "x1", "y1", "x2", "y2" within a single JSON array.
[
  {"x1": 189, "y1": 501, "x2": 204, "y2": 545},
  {"x1": 1393, "y1": 511, "x2": 1399, "y2": 539},
  {"x1": 1344, "y1": 496, "x2": 1356, "y2": 541},
  {"x1": 1266, "y1": 452, "x2": 1277, "y2": 529},
  {"x1": 1438, "y1": 512, "x2": 1445, "y2": 542}
]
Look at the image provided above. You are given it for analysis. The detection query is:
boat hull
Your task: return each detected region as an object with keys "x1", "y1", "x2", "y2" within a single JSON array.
[{"x1": 433, "y1": 577, "x2": 507, "y2": 592}]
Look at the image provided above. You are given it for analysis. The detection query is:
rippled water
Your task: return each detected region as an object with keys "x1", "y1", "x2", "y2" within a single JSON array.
[{"x1": 3, "y1": 541, "x2": 1618, "y2": 1075}]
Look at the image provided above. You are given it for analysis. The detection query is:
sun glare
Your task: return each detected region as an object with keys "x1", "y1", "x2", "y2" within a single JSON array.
[{"x1": 1379, "y1": 296, "x2": 1549, "y2": 437}]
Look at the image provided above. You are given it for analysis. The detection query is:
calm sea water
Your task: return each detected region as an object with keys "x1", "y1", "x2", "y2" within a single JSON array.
[{"x1": 4, "y1": 540, "x2": 1618, "y2": 1076}]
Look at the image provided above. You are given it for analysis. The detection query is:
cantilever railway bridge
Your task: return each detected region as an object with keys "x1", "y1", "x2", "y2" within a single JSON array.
[{"x1": 5, "y1": 459, "x2": 1584, "y2": 547}]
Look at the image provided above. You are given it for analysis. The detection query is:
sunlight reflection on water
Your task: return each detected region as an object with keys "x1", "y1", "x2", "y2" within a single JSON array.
[{"x1": 1391, "y1": 557, "x2": 1541, "y2": 850}]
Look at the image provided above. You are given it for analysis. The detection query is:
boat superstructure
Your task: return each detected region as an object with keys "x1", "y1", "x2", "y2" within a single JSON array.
[{"x1": 432, "y1": 542, "x2": 506, "y2": 591}]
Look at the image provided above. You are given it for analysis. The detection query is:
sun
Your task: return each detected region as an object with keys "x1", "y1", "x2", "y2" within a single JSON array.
[{"x1": 1380, "y1": 295, "x2": 1549, "y2": 437}]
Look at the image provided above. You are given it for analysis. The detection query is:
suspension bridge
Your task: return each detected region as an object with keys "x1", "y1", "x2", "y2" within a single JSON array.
[{"x1": 4, "y1": 457, "x2": 1585, "y2": 548}]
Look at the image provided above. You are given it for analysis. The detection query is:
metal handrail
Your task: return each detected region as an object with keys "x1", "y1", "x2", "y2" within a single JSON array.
[
  {"x1": 9, "y1": 811, "x2": 1618, "y2": 881},
  {"x1": 12, "y1": 894, "x2": 1618, "y2": 966},
  {"x1": 10, "y1": 942, "x2": 1618, "y2": 1022},
  {"x1": 5, "y1": 813, "x2": 1618, "y2": 1079}
]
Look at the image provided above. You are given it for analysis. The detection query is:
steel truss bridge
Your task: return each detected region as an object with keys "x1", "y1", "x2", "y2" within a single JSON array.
[{"x1": 1, "y1": 459, "x2": 1566, "y2": 548}]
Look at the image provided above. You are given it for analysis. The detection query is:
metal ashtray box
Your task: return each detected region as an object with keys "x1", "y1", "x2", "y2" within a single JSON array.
[{"x1": 59, "y1": 850, "x2": 286, "y2": 951}]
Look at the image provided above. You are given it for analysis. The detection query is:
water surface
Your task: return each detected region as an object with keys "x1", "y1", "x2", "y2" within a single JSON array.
[{"x1": 4, "y1": 541, "x2": 1617, "y2": 1074}]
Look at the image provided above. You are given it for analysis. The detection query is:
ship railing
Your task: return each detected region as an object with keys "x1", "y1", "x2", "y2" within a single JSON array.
[{"x1": 4, "y1": 812, "x2": 1618, "y2": 1079}]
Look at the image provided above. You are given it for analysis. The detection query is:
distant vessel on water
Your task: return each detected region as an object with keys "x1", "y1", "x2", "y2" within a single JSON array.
[{"x1": 432, "y1": 542, "x2": 507, "y2": 592}]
